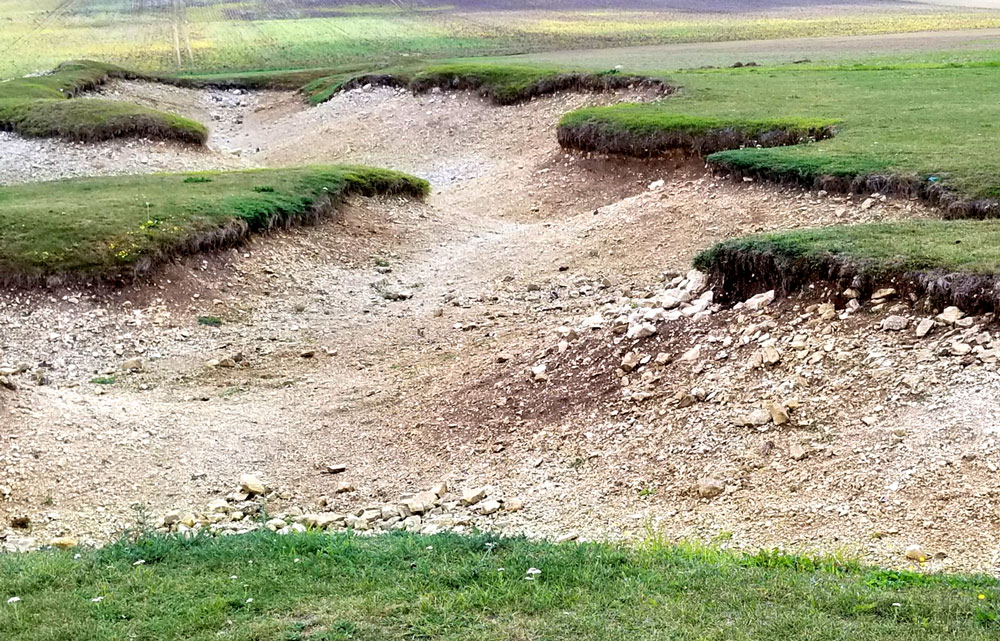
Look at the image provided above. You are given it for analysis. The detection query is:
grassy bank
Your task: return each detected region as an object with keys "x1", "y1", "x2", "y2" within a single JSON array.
[
  {"x1": 0, "y1": 530, "x2": 997, "y2": 640},
  {"x1": 0, "y1": 61, "x2": 207, "y2": 143},
  {"x1": 694, "y1": 220, "x2": 1000, "y2": 312},
  {"x1": 0, "y1": 99, "x2": 207, "y2": 144},
  {"x1": 302, "y1": 63, "x2": 671, "y2": 106},
  {"x1": 558, "y1": 105, "x2": 835, "y2": 156},
  {"x1": 0, "y1": 166, "x2": 428, "y2": 284},
  {"x1": 557, "y1": 63, "x2": 1000, "y2": 216}
]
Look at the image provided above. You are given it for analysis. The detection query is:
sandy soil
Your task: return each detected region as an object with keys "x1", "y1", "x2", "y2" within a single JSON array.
[{"x1": 1, "y1": 81, "x2": 999, "y2": 575}]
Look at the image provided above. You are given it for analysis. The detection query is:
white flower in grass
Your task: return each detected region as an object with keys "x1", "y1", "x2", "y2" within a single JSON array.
[
  {"x1": 132, "y1": 559, "x2": 145, "y2": 566},
  {"x1": 91, "y1": 596, "x2": 105, "y2": 603},
  {"x1": 7, "y1": 597, "x2": 21, "y2": 605},
  {"x1": 525, "y1": 567, "x2": 542, "y2": 580}
]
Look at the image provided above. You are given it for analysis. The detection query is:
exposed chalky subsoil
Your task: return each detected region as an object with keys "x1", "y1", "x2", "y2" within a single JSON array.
[{"x1": 2, "y1": 82, "x2": 997, "y2": 576}]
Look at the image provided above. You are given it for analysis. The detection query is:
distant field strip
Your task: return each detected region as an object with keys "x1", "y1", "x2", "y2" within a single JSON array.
[{"x1": 4, "y1": 0, "x2": 1000, "y2": 76}]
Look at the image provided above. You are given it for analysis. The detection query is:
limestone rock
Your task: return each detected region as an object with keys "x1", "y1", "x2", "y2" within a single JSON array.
[
  {"x1": 937, "y1": 306, "x2": 965, "y2": 325},
  {"x1": 121, "y1": 357, "x2": 144, "y2": 372},
  {"x1": 620, "y1": 351, "x2": 640, "y2": 372},
  {"x1": 461, "y1": 487, "x2": 488, "y2": 506},
  {"x1": 767, "y1": 402, "x2": 790, "y2": 426},
  {"x1": 697, "y1": 478, "x2": 725, "y2": 498},
  {"x1": 479, "y1": 499, "x2": 501, "y2": 515},
  {"x1": 745, "y1": 290, "x2": 775, "y2": 311},
  {"x1": 239, "y1": 474, "x2": 266, "y2": 496},
  {"x1": 915, "y1": 318, "x2": 934, "y2": 338},
  {"x1": 881, "y1": 315, "x2": 909, "y2": 331},
  {"x1": 207, "y1": 498, "x2": 230, "y2": 513},
  {"x1": 50, "y1": 536, "x2": 77, "y2": 549},
  {"x1": 679, "y1": 345, "x2": 701, "y2": 362},
  {"x1": 627, "y1": 322, "x2": 657, "y2": 340}
]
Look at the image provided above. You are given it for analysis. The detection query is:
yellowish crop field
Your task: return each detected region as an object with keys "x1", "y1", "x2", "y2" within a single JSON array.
[{"x1": 4, "y1": 0, "x2": 1000, "y2": 77}]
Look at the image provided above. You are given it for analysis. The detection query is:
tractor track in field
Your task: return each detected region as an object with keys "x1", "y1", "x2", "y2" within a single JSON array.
[{"x1": 2, "y1": 81, "x2": 1000, "y2": 575}]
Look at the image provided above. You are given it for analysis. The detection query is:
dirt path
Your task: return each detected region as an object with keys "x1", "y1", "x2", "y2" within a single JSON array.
[{"x1": 2, "y1": 82, "x2": 999, "y2": 575}]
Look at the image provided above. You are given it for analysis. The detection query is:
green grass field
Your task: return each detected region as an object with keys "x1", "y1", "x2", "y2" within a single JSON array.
[
  {"x1": 4, "y1": 0, "x2": 1000, "y2": 78},
  {"x1": 557, "y1": 62, "x2": 1000, "y2": 206},
  {"x1": 0, "y1": 166, "x2": 428, "y2": 283},
  {"x1": 1, "y1": 530, "x2": 997, "y2": 640}
]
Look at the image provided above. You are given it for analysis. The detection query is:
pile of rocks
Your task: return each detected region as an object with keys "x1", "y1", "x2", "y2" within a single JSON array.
[{"x1": 156, "y1": 475, "x2": 524, "y2": 539}]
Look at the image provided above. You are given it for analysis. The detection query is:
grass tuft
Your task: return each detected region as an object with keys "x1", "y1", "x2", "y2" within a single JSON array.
[{"x1": 0, "y1": 165, "x2": 429, "y2": 285}]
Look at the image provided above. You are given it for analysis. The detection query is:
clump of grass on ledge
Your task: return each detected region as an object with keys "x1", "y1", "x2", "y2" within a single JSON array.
[
  {"x1": 161, "y1": 64, "x2": 373, "y2": 91},
  {"x1": 0, "y1": 60, "x2": 136, "y2": 101},
  {"x1": 0, "y1": 165, "x2": 429, "y2": 285},
  {"x1": 0, "y1": 60, "x2": 207, "y2": 143},
  {"x1": 0, "y1": 530, "x2": 997, "y2": 640},
  {"x1": 694, "y1": 219, "x2": 1000, "y2": 313},
  {"x1": 0, "y1": 98, "x2": 207, "y2": 143},
  {"x1": 303, "y1": 63, "x2": 671, "y2": 106},
  {"x1": 557, "y1": 104, "x2": 836, "y2": 157}
]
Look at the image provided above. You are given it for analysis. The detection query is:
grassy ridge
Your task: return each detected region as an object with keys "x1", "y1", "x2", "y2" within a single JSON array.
[
  {"x1": 0, "y1": 530, "x2": 997, "y2": 640},
  {"x1": 0, "y1": 60, "x2": 133, "y2": 101},
  {"x1": 0, "y1": 166, "x2": 429, "y2": 284},
  {"x1": 302, "y1": 63, "x2": 671, "y2": 106},
  {"x1": 1, "y1": 61, "x2": 207, "y2": 143},
  {"x1": 558, "y1": 105, "x2": 836, "y2": 156},
  {"x1": 694, "y1": 220, "x2": 1000, "y2": 312},
  {"x1": 0, "y1": 99, "x2": 207, "y2": 144}
]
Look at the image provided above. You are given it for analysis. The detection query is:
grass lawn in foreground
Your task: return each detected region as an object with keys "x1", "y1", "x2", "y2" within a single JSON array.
[
  {"x1": 0, "y1": 166, "x2": 428, "y2": 283},
  {"x1": 0, "y1": 530, "x2": 997, "y2": 640}
]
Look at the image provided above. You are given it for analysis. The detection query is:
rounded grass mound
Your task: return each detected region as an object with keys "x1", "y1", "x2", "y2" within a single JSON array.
[
  {"x1": 557, "y1": 104, "x2": 836, "y2": 157},
  {"x1": 0, "y1": 98, "x2": 207, "y2": 143},
  {"x1": 0, "y1": 165, "x2": 430, "y2": 285},
  {"x1": 0, "y1": 60, "x2": 208, "y2": 144}
]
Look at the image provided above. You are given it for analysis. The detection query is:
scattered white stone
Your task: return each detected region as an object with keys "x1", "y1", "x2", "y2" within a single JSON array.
[
  {"x1": 881, "y1": 315, "x2": 909, "y2": 331},
  {"x1": 239, "y1": 474, "x2": 266, "y2": 496},
  {"x1": 744, "y1": 290, "x2": 775, "y2": 311},
  {"x1": 697, "y1": 478, "x2": 725, "y2": 498},
  {"x1": 461, "y1": 487, "x2": 488, "y2": 506},
  {"x1": 937, "y1": 306, "x2": 965, "y2": 325}
]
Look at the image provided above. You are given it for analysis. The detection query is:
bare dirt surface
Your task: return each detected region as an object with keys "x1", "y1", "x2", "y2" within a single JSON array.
[{"x1": 2, "y1": 81, "x2": 999, "y2": 575}]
